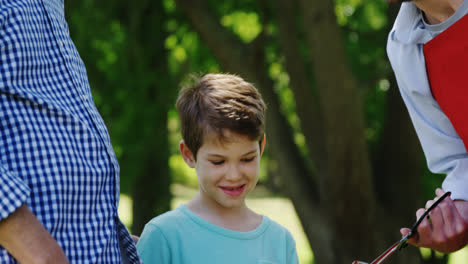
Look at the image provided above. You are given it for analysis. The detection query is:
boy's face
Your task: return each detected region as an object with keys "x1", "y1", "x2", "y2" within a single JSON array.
[{"x1": 180, "y1": 130, "x2": 265, "y2": 210}]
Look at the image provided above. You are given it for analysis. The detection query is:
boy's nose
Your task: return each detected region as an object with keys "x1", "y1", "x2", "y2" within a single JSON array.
[{"x1": 225, "y1": 166, "x2": 242, "y2": 181}]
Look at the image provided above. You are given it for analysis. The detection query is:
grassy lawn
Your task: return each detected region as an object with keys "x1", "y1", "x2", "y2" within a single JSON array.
[{"x1": 119, "y1": 185, "x2": 468, "y2": 264}]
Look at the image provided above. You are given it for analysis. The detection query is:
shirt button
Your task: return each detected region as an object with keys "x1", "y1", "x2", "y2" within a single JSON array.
[{"x1": 58, "y1": 41, "x2": 64, "y2": 48}]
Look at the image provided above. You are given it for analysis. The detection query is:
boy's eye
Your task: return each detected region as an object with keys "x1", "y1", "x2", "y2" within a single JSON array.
[
  {"x1": 211, "y1": 160, "x2": 225, "y2": 165},
  {"x1": 242, "y1": 157, "x2": 256, "y2": 162}
]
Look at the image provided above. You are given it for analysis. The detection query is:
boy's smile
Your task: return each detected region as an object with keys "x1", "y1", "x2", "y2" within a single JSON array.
[
  {"x1": 180, "y1": 130, "x2": 265, "y2": 211},
  {"x1": 219, "y1": 184, "x2": 247, "y2": 197}
]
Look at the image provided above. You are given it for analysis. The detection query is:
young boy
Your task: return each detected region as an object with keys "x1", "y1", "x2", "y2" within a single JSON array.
[{"x1": 136, "y1": 73, "x2": 299, "y2": 264}]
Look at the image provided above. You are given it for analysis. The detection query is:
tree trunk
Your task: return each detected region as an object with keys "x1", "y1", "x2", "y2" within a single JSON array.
[
  {"x1": 131, "y1": 113, "x2": 171, "y2": 234},
  {"x1": 125, "y1": 0, "x2": 174, "y2": 235}
]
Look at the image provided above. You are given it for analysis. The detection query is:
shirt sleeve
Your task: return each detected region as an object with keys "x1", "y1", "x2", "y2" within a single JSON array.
[
  {"x1": 286, "y1": 231, "x2": 299, "y2": 264},
  {"x1": 387, "y1": 36, "x2": 468, "y2": 201},
  {"x1": 0, "y1": 164, "x2": 31, "y2": 221},
  {"x1": 136, "y1": 223, "x2": 171, "y2": 264},
  {"x1": 117, "y1": 220, "x2": 142, "y2": 264}
]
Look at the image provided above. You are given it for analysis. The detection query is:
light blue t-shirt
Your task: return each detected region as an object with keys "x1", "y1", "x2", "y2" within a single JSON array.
[
  {"x1": 136, "y1": 204, "x2": 299, "y2": 264},
  {"x1": 387, "y1": 1, "x2": 468, "y2": 201}
]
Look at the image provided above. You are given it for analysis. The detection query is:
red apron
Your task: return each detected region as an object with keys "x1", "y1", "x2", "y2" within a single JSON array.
[{"x1": 424, "y1": 14, "x2": 468, "y2": 150}]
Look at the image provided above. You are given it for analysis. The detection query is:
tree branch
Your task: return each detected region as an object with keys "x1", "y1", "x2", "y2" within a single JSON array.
[{"x1": 174, "y1": 0, "x2": 249, "y2": 73}]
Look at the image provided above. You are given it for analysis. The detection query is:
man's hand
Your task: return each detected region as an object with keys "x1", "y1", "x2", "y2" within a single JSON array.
[
  {"x1": 0, "y1": 203, "x2": 69, "y2": 264},
  {"x1": 401, "y1": 188, "x2": 468, "y2": 253}
]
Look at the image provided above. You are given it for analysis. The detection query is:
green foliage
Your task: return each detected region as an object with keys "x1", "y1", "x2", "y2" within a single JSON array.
[
  {"x1": 170, "y1": 154, "x2": 199, "y2": 188},
  {"x1": 221, "y1": 11, "x2": 262, "y2": 43},
  {"x1": 168, "y1": 109, "x2": 182, "y2": 155},
  {"x1": 258, "y1": 155, "x2": 270, "y2": 184},
  {"x1": 364, "y1": 79, "x2": 389, "y2": 144},
  {"x1": 165, "y1": 20, "x2": 220, "y2": 75},
  {"x1": 207, "y1": 0, "x2": 259, "y2": 16},
  {"x1": 335, "y1": 0, "x2": 394, "y2": 154},
  {"x1": 337, "y1": 0, "x2": 390, "y2": 88},
  {"x1": 362, "y1": 3, "x2": 387, "y2": 30},
  {"x1": 336, "y1": 0, "x2": 388, "y2": 31},
  {"x1": 268, "y1": 61, "x2": 308, "y2": 157},
  {"x1": 163, "y1": 0, "x2": 177, "y2": 13},
  {"x1": 335, "y1": 0, "x2": 364, "y2": 26},
  {"x1": 91, "y1": 21, "x2": 125, "y2": 75}
]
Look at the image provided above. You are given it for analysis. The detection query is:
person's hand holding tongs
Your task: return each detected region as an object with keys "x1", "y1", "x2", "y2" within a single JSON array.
[{"x1": 352, "y1": 191, "x2": 452, "y2": 264}]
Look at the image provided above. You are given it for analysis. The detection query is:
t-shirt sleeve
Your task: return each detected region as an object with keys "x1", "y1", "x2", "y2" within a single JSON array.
[
  {"x1": 0, "y1": 164, "x2": 30, "y2": 221},
  {"x1": 136, "y1": 223, "x2": 171, "y2": 264},
  {"x1": 286, "y1": 230, "x2": 299, "y2": 264}
]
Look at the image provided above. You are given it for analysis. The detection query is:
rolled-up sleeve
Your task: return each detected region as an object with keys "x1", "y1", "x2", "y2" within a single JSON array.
[{"x1": 0, "y1": 164, "x2": 30, "y2": 221}]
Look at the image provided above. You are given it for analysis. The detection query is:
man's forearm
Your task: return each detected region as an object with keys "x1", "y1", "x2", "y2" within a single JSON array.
[{"x1": 0, "y1": 203, "x2": 69, "y2": 264}]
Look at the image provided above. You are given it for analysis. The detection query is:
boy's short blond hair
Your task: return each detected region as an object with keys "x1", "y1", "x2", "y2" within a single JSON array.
[{"x1": 176, "y1": 73, "x2": 266, "y2": 159}]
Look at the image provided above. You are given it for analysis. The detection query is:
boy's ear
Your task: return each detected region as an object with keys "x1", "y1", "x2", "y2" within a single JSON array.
[
  {"x1": 179, "y1": 140, "x2": 196, "y2": 168},
  {"x1": 260, "y1": 134, "x2": 266, "y2": 156}
]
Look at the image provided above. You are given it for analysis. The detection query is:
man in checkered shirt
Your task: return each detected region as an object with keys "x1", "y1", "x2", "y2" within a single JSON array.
[{"x1": 0, "y1": 0, "x2": 141, "y2": 263}]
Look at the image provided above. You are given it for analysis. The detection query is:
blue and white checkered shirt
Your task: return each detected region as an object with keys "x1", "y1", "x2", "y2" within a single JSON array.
[{"x1": 0, "y1": 0, "x2": 140, "y2": 263}]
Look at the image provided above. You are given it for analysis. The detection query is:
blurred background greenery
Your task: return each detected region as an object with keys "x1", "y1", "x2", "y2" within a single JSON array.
[{"x1": 64, "y1": 0, "x2": 467, "y2": 263}]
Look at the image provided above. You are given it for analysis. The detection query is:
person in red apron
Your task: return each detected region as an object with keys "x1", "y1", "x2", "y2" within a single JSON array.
[{"x1": 387, "y1": 0, "x2": 468, "y2": 253}]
